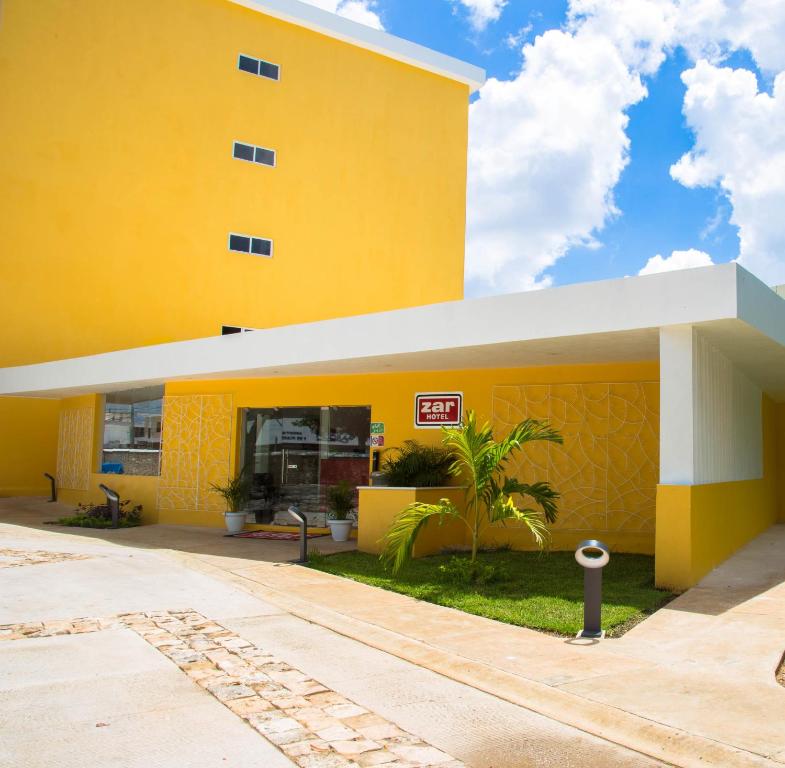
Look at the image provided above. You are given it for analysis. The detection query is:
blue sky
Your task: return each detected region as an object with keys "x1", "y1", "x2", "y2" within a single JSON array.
[{"x1": 317, "y1": 0, "x2": 785, "y2": 296}]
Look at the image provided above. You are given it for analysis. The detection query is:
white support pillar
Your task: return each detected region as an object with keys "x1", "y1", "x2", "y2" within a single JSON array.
[{"x1": 660, "y1": 325, "x2": 697, "y2": 485}]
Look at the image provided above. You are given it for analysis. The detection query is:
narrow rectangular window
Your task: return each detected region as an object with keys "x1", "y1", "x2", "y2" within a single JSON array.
[
  {"x1": 229, "y1": 233, "x2": 273, "y2": 258},
  {"x1": 233, "y1": 141, "x2": 276, "y2": 167},
  {"x1": 238, "y1": 54, "x2": 279, "y2": 81},
  {"x1": 254, "y1": 146, "x2": 275, "y2": 167},
  {"x1": 238, "y1": 54, "x2": 259, "y2": 75},
  {"x1": 258, "y1": 60, "x2": 280, "y2": 80},
  {"x1": 251, "y1": 237, "x2": 272, "y2": 257},
  {"x1": 233, "y1": 142, "x2": 255, "y2": 162},
  {"x1": 229, "y1": 234, "x2": 251, "y2": 253}
]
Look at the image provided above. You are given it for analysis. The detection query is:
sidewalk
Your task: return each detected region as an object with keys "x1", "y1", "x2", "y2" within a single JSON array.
[
  {"x1": 3, "y1": 497, "x2": 784, "y2": 767},
  {"x1": 181, "y1": 529, "x2": 785, "y2": 768}
]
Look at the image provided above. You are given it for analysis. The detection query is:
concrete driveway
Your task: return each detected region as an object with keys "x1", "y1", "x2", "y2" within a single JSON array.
[{"x1": 0, "y1": 497, "x2": 664, "y2": 768}]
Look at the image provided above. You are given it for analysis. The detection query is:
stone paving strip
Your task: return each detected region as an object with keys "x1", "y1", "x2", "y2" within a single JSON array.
[
  {"x1": 0, "y1": 610, "x2": 464, "y2": 768},
  {"x1": 0, "y1": 547, "x2": 91, "y2": 568}
]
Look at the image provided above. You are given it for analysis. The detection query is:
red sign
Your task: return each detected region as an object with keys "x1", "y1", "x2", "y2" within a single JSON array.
[{"x1": 415, "y1": 392, "x2": 463, "y2": 428}]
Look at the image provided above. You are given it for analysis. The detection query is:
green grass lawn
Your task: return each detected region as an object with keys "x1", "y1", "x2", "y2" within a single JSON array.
[{"x1": 308, "y1": 549, "x2": 673, "y2": 637}]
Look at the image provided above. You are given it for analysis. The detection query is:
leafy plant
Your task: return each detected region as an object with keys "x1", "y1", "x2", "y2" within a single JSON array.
[
  {"x1": 382, "y1": 410, "x2": 563, "y2": 572},
  {"x1": 326, "y1": 480, "x2": 354, "y2": 521},
  {"x1": 49, "y1": 499, "x2": 143, "y2": 528},
  {"x1": 380, "y1": 440, "x2": 454, "y2": 487},
  {"x1": 210, "y1": 473, "x2": 251, "y2": 513}
]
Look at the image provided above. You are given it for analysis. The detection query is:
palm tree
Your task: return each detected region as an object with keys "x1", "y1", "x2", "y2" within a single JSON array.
[{"x1": 381, "y1": 410, "x2": 563, "y2": 572}]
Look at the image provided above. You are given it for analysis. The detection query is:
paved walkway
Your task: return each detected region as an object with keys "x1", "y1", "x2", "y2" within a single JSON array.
[
  {"x1": 0, "y1": 498, "x2": 666, "y2": 768},
  {"x1": 2, "y1": 498, "x2": 784, "y2": 766}
]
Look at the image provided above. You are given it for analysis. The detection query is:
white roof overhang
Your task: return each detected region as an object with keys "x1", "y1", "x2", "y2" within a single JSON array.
[
  {"x1": 3, "y1": 264, "x2": 785, "y2": 400},
  {"x1": 229, "y1": 0, "x2": 486, "y2": 92}
]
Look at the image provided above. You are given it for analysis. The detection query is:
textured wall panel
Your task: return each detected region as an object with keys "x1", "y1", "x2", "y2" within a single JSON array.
[
  {"x1": 493, "y1": 382, "x2": 659, "y2": 534},
  {"x1": 56, "y1": 407, "x2": 94, "y2": 491},
  {"x1": 158, "y1": 395, "x2": 233, "y2": 515},
  {"x1": 694, "y1": 332, "x2": 762, "y2": 483}
]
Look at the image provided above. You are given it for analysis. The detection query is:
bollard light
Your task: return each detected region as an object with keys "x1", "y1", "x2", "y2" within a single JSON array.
[
  {"x1": 98, "y1": 483, "x2": 121, "y2": 529},
  {"x1": 575, "y1": 539, "x2": 610, "y2": 639},
  {"x1": 43, "y1": 472, "x2": 57, "y2": 503},
  {"x1": 287, "y1": 504, "x2": 308, "y2": 564}
]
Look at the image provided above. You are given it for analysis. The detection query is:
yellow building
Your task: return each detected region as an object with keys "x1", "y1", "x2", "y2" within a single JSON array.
[
  {"x1": 0, "y1": 0, "x2": 482, "y2": 495},
  {"x1": 2, "y1": 2, "x2": 785, "y2": 592}
]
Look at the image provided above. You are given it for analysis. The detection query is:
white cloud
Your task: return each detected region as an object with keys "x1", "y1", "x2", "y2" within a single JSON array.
[
  {"x1": 567, "y1": 0, "x2": 678, "y2": 74},
  {"x1": 504, "y1": 24, "x2": 532, "y2": 50},
  {"x1": 568, "y1": 0, "x2": 785, "y2": 74},
  {"x1": 452, "y1": 0, "x2": 507, "y2": 31},
  {"x1": 676, "y1": 0, "x2": 785, "y2": 74},
  {"x1": 466, "y1": 0, "x2": 785, "y2": 293},
  {"x1": 638, "y1": 248, "x2": 714, "y2": 275},
  {"x1": 671, "y1": 61, "x2": 785, "y2": 284},
  {"x1": 466, "y1": 28, "x2": 646, "y2": 293},
  {"x1": 303, "y1": 0, "x2": 383, "y2": 29}
]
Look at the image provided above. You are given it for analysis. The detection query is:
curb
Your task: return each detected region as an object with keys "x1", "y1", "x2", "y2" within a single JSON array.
[{"x1": 175, "y1": 552, "x2": 779, "y2": 768}]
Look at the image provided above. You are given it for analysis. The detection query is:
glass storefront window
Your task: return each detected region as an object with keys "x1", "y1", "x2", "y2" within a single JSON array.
[
  {"x1": 102, "y1": 386, "x2": 164, "y2": 476},
  {"x1": 240, "y1": 406, "x2": 371, "y2": 527}
]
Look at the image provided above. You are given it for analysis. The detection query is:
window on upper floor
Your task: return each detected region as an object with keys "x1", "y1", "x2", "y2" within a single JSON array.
[
  {"x1": 238, "y1": 53, "x2": 280, "y2": 81},
  {"x1": 233, "y1": 141, "x2": 276, "y2": 168},
  {"x1": 228, "y1": 233, "x2": 273, "y2": 258},
  {"x1": 221, "y1": 326, "x2": 257, "y2": 335}
]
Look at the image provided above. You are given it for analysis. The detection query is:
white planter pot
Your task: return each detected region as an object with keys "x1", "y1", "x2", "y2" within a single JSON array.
[
  {"x1": 224, "y1": 511, "x2": 247, "y2": 535},
  {"x1": 328, "y1": 519, "x2": 353, "y2": 542}
]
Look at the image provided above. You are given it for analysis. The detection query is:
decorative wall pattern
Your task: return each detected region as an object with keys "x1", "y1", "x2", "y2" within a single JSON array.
[
  {"x1": 56, "y1": 407, "x2": 94, "y2": 490},
  {"x1": 158, "y1": 395, "x2": 233, "y2": 515},
  {"x1": 493, "y1": 382, "x2": 659, "y2": 534}
]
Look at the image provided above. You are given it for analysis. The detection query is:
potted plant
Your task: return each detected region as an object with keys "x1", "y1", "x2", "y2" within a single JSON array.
[
  {"x1": 210, "y1": 474, "x2": 251, "y2": 534},
  {"x1": 326, "y1": 480, "x2": 355, "y2": 542}
]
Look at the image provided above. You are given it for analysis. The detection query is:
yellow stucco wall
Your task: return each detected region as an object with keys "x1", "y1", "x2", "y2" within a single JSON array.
[
  {"x1": 52, "y1": 394, "x2": 159, "y2": 522},
  {"x1": 59, "y1": 475, "x2": 161, "y2": 525},
  {"x1": 157, "y1": 394, "x2": 234, "y2": 526},
  {"x1": 0, "y1": 0, "x2": 468, "y2": 368},
  {"x1": 357, "y1": 487, "x2": 467, "y2": 556},
  {"x1": 655, "y1": 396, "x2": 780, "y2": 591},
  {"x1": 492, "y1": 382, "x2": 658, "y2": 553},
  {"x1": 162, "y1": 361, "x2": 659, "y2": 541},
  {"x1": 0, "y1": 397, "x2": 60, "y2": 497}
]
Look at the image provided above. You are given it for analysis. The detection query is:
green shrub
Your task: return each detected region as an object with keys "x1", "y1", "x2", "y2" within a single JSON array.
[
  {"x1": 437, "y1": 555, "x2": 510, "y2": 585},
  {"x1": 380, "y1": 440, "x2": 454, "y2": 487},
  {"x1": 326, "y1": 481, "x2": 355, "y2": 520},
  {"x1": 209, "y1": 473, "x2": 251, "y2": 513},
  {"x1": 50, "y1": 499, "x2": 143, "y2": 528}
]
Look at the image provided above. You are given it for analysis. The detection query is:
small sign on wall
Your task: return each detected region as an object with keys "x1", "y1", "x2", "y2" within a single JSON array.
[
  {"x1": 415, "y1": 392, "x2": 463, "y2": 428},
  {"x1": 370, "y1": 422, "x2": 385, "y2": 434},
  {"x1": 371, "y1": 435, "x2": 385, "y2": 447}
]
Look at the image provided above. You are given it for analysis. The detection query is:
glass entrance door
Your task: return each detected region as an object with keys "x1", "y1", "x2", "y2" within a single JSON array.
[{"x1": 240, "y1": 406, "x2": 370, "y2": 527}]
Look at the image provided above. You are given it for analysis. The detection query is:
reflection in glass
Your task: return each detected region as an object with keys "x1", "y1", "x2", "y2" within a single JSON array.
[
  {"x1": 241, "y1": 406, "x2": 371, "y2": 527},
  {"x1": 102, "y1": 386, "x2": 164, "y2": 476}
]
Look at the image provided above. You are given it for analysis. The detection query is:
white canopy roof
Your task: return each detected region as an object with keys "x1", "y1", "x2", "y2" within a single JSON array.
[{"x1": 3, "y1": 264, "x2": 785, "y2": 400}]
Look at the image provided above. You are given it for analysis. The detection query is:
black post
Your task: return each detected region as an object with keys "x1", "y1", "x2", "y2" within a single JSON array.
[
  {"x1": 287, "y1": 504, "x2": 308, "y2": 564},
  {"x1": 583, "y1": 567, "x2": 603, "y2": 637},
  {"x1": 575, "y1": 539, "x2": 610, "y2": 639},
  {"x1": 43, "y1": 473, "x2": 57, "y2": 502},
  {"x1": 98, "y1": 483, "x2": 121, "y2": 529}
]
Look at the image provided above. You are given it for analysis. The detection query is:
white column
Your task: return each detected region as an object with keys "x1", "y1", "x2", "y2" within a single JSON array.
[{"x1": 660, "y1": 325, "x2": 696, "y2": 485}]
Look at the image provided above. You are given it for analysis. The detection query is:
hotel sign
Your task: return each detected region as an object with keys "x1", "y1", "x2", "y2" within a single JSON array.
[{"x1": 415, "y1": 392, "x2": 463, "y2": 428}]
